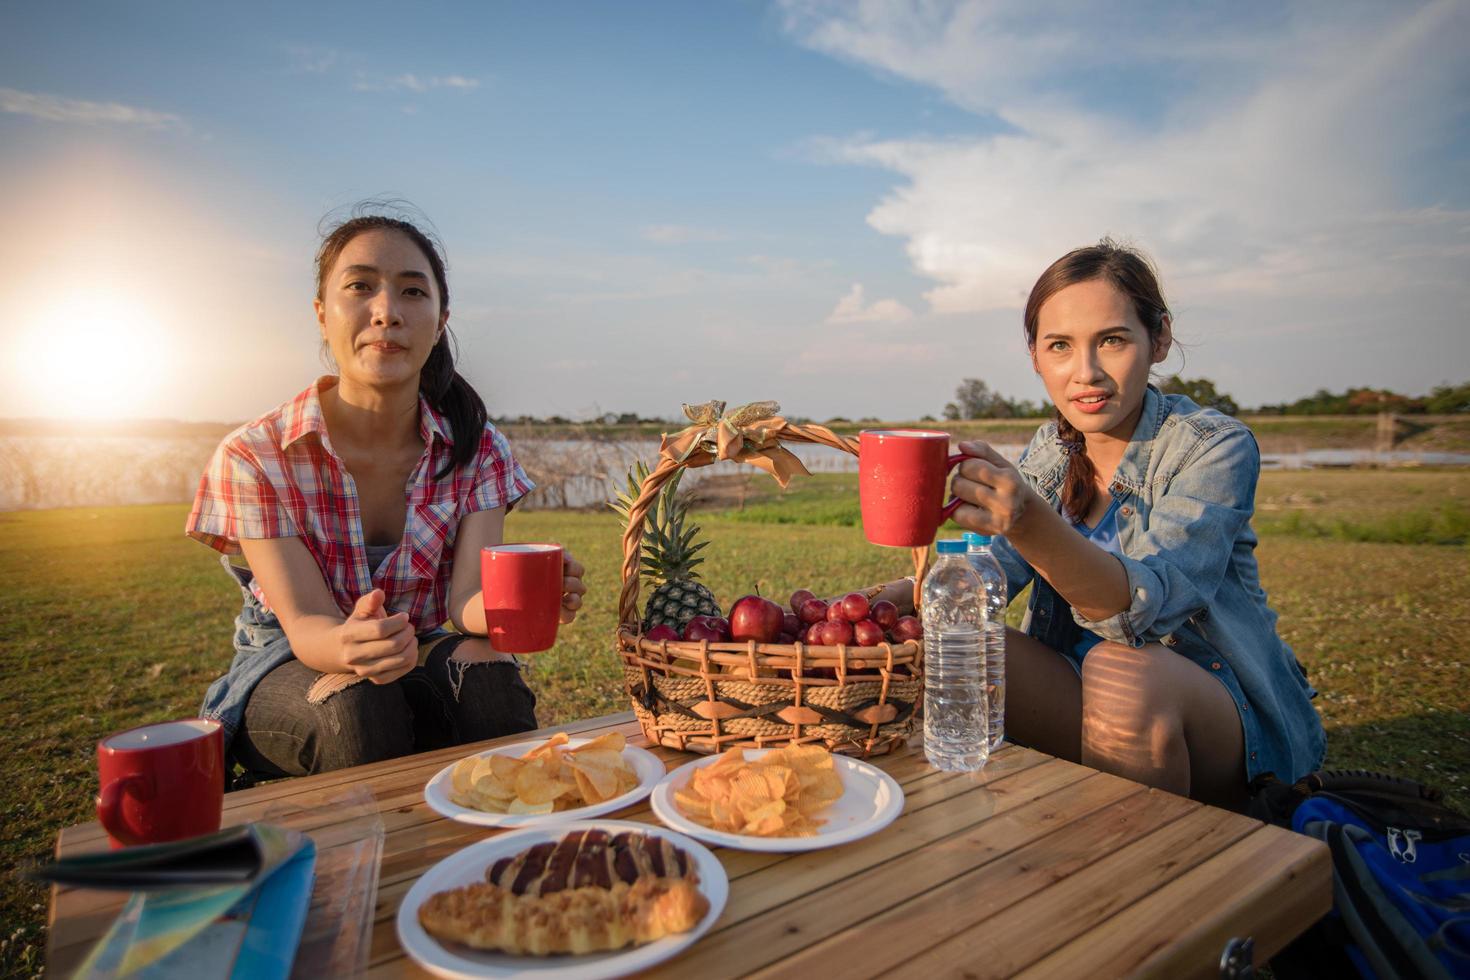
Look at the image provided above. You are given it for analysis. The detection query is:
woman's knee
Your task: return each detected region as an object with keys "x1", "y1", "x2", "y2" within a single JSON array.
[
  {"x1": 309, "y1": 680, "x2": 416, "y2": 770},
  {"x1": 1080, "y1": 642, "x2": 1184, "y2": 749},
  {"x1": 429, "y1": 637, "x2": 538, "y2": 739}
]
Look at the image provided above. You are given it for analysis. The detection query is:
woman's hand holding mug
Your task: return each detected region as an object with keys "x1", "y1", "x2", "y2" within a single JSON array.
[
  {"x1": 559, "y1": 551, "x2": 587, "y2": 624},
  {"x1": 950, "y1": 440, "x2": 1039, "y2": 537}
]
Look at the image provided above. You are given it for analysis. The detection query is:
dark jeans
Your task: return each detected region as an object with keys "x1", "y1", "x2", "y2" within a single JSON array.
[{"x1": 232, "y1": 634, "x2": 537, "y2": 780}]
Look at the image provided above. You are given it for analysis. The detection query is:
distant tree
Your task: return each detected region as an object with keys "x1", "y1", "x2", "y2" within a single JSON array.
[
  {"x1": 1159, "y1": 375, "x2": 1239, "y2": 415},
  {"x1": 1425, "y1": 382, "x2": 1470, "y2": 414},
  {"x1": 919, "y1": 414, "x2": 937, "y2": 422},
  {"x1": 949, "y1": 378, "x2": 1012, "y2": 419},
  {"x1": 942, "y1": 402, "x2": 961, "y2": 421}
]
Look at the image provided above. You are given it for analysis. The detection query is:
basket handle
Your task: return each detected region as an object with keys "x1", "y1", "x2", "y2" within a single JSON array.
[{"x1": 617, "y1": 421, "x2": 931, "y2": 628}]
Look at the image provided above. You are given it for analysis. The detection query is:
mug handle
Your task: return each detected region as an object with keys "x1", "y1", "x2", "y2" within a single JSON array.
[
  {"x1": 939, "y1": 452, "x2": 969, "y2": 521},
  {"x1": 97, "y1": 774, "x2": 150, "y2": 848}
]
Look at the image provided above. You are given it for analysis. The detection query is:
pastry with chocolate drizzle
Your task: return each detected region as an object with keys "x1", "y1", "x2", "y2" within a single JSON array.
[{"x1": 418, "y1": 829, "x2": 708, "y2": 956}]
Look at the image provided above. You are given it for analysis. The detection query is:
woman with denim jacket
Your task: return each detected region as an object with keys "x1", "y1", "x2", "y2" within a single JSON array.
[
  {"x1": 186, "y1": 209, "x2": 587, "y2": 782},
  {"x1": 934, "y1": 241, "x2": 1323, "y2": 809}
]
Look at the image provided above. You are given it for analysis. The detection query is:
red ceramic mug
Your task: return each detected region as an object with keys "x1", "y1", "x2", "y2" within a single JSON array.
[
  {"x1": 96, "y1": 718, "x2": 224, "y2": 849},
  {"x1": 859, "y1": 429, "x2": 966, "y2": 547},
  {"x1": 481, "y1": 543, "x2": 564, "y2": 653}
]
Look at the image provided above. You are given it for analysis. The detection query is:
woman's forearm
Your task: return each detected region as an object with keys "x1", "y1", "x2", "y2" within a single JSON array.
[
  {"x1": 279, "y1": 612, "x2": 354, "y2": 673},
  {"x1": 1005, "y1": 503, "x2": 1131, "y2": 622}
]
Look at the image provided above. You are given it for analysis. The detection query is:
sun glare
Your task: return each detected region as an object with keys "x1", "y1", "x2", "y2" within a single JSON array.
[{"x1": 16, "y1": 292, "x2": 177, "y2": 420}]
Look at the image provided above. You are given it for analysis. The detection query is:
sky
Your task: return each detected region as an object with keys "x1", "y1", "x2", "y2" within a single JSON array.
[{"x1": 1, "y1": 0, "x2": 1467, "y2": 424}]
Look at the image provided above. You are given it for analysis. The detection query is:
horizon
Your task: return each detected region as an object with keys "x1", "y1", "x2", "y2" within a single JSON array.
[{"x1": 2, "y1": 2, "x2": 1467, "y2": 424}]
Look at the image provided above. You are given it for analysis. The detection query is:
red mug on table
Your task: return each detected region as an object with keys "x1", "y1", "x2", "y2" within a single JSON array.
[
  {"x1": 859, "y1": 429, "x2": 966, "y2": 547},
  {"x1": 481, "y1": 543, "x2": 564, "y2": 653},
  {"x1": 96, "y1": 719, "x2": 224, "y2": 849}
]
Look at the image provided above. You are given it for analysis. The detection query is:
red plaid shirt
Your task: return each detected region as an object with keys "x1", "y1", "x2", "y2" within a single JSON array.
[{"x1": 186, "y1": 377, "x2": 535, "y2": 631}]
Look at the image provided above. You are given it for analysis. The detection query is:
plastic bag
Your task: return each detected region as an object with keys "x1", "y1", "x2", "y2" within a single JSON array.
[{"x1": 263, "y1": 785, "x2": 385, "y2": 979}]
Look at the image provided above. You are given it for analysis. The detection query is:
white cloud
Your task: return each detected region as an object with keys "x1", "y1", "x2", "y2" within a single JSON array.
[
  {"x1": 640, "y1": 224, "x2": 731, "y2": 244},
  {"x1": 778, "y1": 0, "x2": 1470, "y2": 322},
  {"x1": 352, "y1": 73, "x2": 481, "y2": 93},
  {"x1": 826, "y1": 283, "x2": 913, "y2": 324},
  {"x1": 0, "y1": 88, "x2": 182, "y2": 129}
]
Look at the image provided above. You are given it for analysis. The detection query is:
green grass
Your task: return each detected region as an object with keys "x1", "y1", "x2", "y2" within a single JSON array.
[{"x1": 3, "y1": 469, "x2": 1469, "y2": 976}]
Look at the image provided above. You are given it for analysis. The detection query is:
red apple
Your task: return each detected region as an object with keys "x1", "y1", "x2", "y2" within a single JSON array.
[
  {"x1": 790, "y1": 589, "x2": 817, "y2": 614},
  {"x1": 840, "y1": 592, "x2": 871, "y2": 623},
  {"x1": 853, "y1": 620, "x2": 884, "y2": 646},
  {"x1": 645, "y1": 624, "x2": 679, "y2": 642},
  {"x1": 870, "y1": 599, "x2": 899, "y2": 630},
  {"x1": 709, "y1": 616, "x2": 730, "y2": 638},
  {"x1": 826, "y1": 619, "x2": 854, "y2": 646},
  {"x1": 683, "y1": 617, "x2": 725, "y2": 643},
  {"x1": 782, "y1": 612, "x2": 802, "y2": 637},
  {"x1": 729, "y1": 595, "x2": 784, "y2": 643},
  {"x1": 798, "y1": 598, "x2": 829, "y2": 625},
  {"x1": 825, "y1": 601, "x2": 847, "y2": 623},
  {"x1": 892, "y1": 615, "x2": 923, "y2": 642}
]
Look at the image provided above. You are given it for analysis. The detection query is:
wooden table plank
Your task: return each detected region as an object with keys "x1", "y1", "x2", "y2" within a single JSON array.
[
  {"x1": 47, "y1": 714, "x2": 1330, "y2": 980},
  {"x1": 1014, "y1": 825, "x2": 1332, "y2": 979},
  {"x1": 892, "y1": 800, "x2": 1259, "y2": 977},
  {"x1": 738, "y1": 783, "x2": 1195, "y2": 979}
]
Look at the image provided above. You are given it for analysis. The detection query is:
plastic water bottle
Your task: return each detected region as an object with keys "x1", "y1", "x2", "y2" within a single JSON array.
[
  {"x1": 965, "y1": 532, "x2": 1008, "y2": 751},
  {"x1": 921, "y1": 539, "x2": 988, "y2": 772}
]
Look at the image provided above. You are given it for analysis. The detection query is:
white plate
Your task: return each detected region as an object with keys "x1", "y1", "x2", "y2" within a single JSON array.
[
  {"x1": 424, "y1": 737, "x2": 666, "y2": 828},
  {"x1": 649, "y1": 748, "x2": 905, "y2": 852},
  {"x1": 396, "y1": 819, "x2": 728, "y2": 980}
]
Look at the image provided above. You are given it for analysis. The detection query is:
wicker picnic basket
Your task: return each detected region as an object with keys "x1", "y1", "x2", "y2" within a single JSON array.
[{"x1": 616, "y1": 401, "x2": 929, "y2": 758}]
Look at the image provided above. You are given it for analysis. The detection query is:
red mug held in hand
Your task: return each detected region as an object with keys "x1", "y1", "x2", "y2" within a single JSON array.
[
  {"x1": 96, "y1": 718, "x2": 224, "y2": 849},
  {"x1": 481, "y1": 543, "x2": 564, "y2": 653},
  {"x1": 859, "y1": 429, "x2": 966, "y2": 547}
]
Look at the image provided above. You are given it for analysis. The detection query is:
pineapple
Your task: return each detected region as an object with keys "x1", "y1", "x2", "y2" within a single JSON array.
[{"x1": 611, "y1": 463, "x2": 722, "y2": 633}]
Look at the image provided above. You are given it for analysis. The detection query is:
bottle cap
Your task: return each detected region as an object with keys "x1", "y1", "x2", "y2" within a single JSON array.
[
  {"x1": 935, "y1": 539, "x2": 967, "y2": 554},
  {"x1": 963, "y1": 532, "x2": 993, "y2": 547}
]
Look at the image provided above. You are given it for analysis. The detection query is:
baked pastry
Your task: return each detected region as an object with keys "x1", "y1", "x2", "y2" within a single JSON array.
[{"x1": 418, "y1": 829, "x2": 709, "y2": 956}]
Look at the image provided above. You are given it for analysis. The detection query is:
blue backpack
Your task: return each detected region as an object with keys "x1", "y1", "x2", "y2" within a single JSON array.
[{"x1": 1248, "y1": 770, "x2": 1470, "y2": 979}]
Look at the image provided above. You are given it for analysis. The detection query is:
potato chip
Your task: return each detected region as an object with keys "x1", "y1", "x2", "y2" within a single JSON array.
[
  {"x1": 570, "y1": 758, "x2": 622, "y2": 802},
  {"x1": 672, "y1": 746, "x2": 846, "y2": 837},
  {"x1": 451, "y1": 757, "x2": 478, "y2": 797},
  {"x1": 445, "y1": 733, "x2": 639, "y2": 816},
  {"x1": 573, "y1": 731, "x2": 626, "y2": 755}
]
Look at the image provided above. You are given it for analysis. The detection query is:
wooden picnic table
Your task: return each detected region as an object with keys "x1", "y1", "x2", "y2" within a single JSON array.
[{"x1": 48, "y1": 712, "x2": 1331, "y2": 978}]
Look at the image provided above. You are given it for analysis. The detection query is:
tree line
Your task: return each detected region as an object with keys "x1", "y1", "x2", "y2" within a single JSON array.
[{"x1": 939, "y1": 377, "x2": 1470, "y2": 419}]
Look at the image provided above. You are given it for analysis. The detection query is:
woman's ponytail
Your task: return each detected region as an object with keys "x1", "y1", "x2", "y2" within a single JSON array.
[
  {"x1": 1055, "y1": 412, "x2": 1097, "y2": 523},
  {"x1": 419, "y1": 329, "x2": 488, "y2": 480}
]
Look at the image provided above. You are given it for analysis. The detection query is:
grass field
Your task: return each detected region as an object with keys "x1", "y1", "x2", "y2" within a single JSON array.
[{"x1": 2, "y1": 469, "x2": 1468, "y2": 975}]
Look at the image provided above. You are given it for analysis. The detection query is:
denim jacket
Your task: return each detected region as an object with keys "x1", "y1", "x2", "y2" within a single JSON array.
[{"x1": 989, "y1": 386, "x2": 1326, "y2": 782}]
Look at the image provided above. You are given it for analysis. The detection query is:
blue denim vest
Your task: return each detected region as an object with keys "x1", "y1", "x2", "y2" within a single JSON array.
[
  {"x1": 989, "y1": 386, "x2": 1326, "y2": 782},
  {"x1": 199, "y1": 558, "x2": 296, "y2": 752}
]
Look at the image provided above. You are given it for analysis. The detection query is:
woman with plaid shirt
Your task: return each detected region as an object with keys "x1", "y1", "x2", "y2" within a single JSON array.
[{"x1": 187, "y1": 210, "x2": 587, "y2": 782}]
